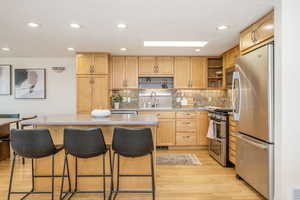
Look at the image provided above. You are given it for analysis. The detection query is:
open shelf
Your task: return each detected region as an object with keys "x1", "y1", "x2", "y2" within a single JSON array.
[{"x1": 207, "y1": 58, "x2": 223, "y2": 88}]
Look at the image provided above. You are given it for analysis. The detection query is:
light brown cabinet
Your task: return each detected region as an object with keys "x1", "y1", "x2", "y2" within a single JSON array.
[
  {"x1": 139, "y1": 111, "x2": 176, "y2": 146},
  {"x1": 174, "y1": 57, "x2": 207, "y2": 89},
  {"x1": 77, "y1": 75, "x2": 109, "y2": 113},
  {"x1": 76, "y1": 53, "x2": 109, "y2": 75},
  {"x1": 240, "y1": 10, "x2": 274, "y2": 54},
  {"x1": 139, "y1": 56, "x2": 174, "y2": 76},
  {"x1": 112, "y1": 56, "x2": 138, "y2": 89},
  {"x1": 223, "y1": 46, "x2": 240, "y2": 69},
  {"x1": 229, "y1": 115, "x2": 239, "y2": 165},
  {"x1": 197, "y1": 111, "x2": 209, "y2": 146}
]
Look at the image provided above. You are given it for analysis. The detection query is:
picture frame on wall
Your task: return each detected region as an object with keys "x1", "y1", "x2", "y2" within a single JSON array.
[
  {"x1": 14, "y1": 68, "x2": 46, "y2": 99},
  {"x1": 0, "y1": 65, "x2": 12, "y2": 95}
]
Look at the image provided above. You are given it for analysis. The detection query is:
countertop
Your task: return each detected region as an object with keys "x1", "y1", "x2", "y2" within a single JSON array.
[
  {"x1": 111, "y1": 106, "x2": 231, "y2": 112},
  {"x1": 21, "y1": 114, "x2": 159, "y2": 126},
  {"x1": 0, "y1": 118, "x2": 21, "y2": 126}
]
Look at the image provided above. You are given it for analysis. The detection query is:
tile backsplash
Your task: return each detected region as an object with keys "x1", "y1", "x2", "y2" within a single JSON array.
[{"x1": 112, "y1": 89, "x2": 231, "y2": 109}]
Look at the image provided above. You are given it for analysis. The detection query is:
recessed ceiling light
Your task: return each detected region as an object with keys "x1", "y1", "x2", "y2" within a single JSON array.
[
  {"x1": 117, "y1": 23, "x2": 127, "y2": 29},
  {"x1": 70, "y1": 23, "x2": 81, "y2": 29},
  {"x1": 217, "y1": 25, "x2": 229, "y2": 30},
  {"x1": 67, "y1": 47, "x2": 75, "y2": 51},
  {"x1": 195, "y1": 49, "x2": 201, "y2": 52},
  {"x1": 1, "y1": 47, "x2": 10, "y2": 51},
  {"x1": 27, "y1": 22, "x2": 39, "y2": 28},
  {"x1": 144, "y1": 41, "x2": 208, "y2": 47},
  {"x1": 120, "y1": 48, "x2": 127, "y2": 51}
]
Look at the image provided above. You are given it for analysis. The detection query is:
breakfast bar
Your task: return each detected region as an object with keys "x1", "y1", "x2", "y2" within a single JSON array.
[{"x1": 21, "y1": 114, "x2": 158, "y2": 198}]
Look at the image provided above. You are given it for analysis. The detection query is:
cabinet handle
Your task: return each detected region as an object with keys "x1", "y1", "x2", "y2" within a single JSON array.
[
  {"x1": 190, "y1": 80, "x2": 193, "y2": 87},
  {"x1": 156, "y1": 66, "x2": 159, "y2": 73},
  {"x1": 153, "y1": 66, "x2": 156, "y2": 73},
  {"x1": 90, "y1": 65, "x2": 93, "y2": 73},
  {"x1": 253, "y1": 30, "x2": 257, "y2": 42},
  {"x1": 183, "y1": 136, "x2": 191, "y2": 139},
  {"x1": 124, "y1": 80, "x2": 128, "y2": 87},
  {"x1": 184, "y1": 122, "x2": 191, "y2": 125}
]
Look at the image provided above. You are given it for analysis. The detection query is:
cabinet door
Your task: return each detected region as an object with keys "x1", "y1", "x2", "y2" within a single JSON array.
[
  {"x1": 76, "y1": 54, "x2": 93, "y2": 75},
  {"x1": 156, "y1": 56, "x2": 174, "y2": 75},
  {"x1": 197, "y1": 111, "x2": 209, "y2": 145},
  {"x1": 92, "y1": 75, "x2": 109, "y2": 110},
  {"x1": 240, "y1": 26, "x2": 255, "y2": 52},
  {"x1": 174, "y1": 57, "x2": 190, "y2": 88},
  {"x1": 157, "y1": 119, "x2": 175, "y2": 146},
  {"x1": 77, "y1": 76, "x2": 92, "y2": 113},
  {"x1": 112, "y1": 56, "x2": 125, "y2": 89},
  {"x1": 125, "y1": 56, "x2": 138, "y2": 88},
  {"x1": 138, "y1": 56, "x2": 156, "y2": 75},
  {"x1": 254, "y1": 11, "x2": 274, "y2": 44},
  {"x1": 93, "y1": 53, "x2": 109, "y2": 74},
  {"x1": 191, "y1": 57, "x2": 207, "y2": 88}
]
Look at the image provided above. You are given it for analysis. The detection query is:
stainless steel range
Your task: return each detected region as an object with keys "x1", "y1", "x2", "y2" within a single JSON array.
[{"x1": 208, "y1": 109, "x2": 230, "y2": 167}]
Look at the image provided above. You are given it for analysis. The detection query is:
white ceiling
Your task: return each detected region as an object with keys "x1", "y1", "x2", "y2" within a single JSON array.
[{"x1": 0, "y1": 0, "x2": 274, "y2": 57}]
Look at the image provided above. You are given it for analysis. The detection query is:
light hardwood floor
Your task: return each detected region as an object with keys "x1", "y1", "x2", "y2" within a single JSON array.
[{"x1": 0, "y1": 149, "x2": 264, "y2": 200}]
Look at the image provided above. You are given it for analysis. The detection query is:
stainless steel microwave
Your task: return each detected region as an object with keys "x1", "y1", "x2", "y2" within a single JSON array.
[{"x1": 225, "y1": 67, "x2": 235, "y2": 89}]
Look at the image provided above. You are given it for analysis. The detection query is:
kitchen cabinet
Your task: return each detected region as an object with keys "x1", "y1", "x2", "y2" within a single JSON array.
[
  {"x1": 174, "y1": 57, "x2": 190, "y2": 88},
  {"x1": 76, "y1": 53, "x2": 109, "y2": 75},
  {"x1": 190, "y1": 57, "x2": 207, "y2": 88},
  {"x1": 77, "y1": 75, "x2": 109, "y2": 114},
  {"x1": 229, "y1": 115, "x2": 239, "y2": 165},
  {"x1": 139, "y1": 111, "x2": 176, "y2": 146},
  {"x1": 112, "y1": 56, "x2": 138, "y2": 89},
  {"x1": 240, "y1": 10, "x2": 274, "y2": 54},
  {"x1": 174, "y1": 57, "x2": 207, "y2": 89},
  {"x1": 223, "y1": 46, "x2": 240, "y2": 69},
  {"x1": 138, "y1": 56, "x2": 174, "y2": 76}
]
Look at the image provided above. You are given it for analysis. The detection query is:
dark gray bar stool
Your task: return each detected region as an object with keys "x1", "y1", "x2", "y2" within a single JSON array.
[
  {"x1": 8, "y1": 129, "x2": 71, "y2": 200},
  {"x1": 111, "y1": 128, "x2": 155, "y2": 200},
  {"x1": 60, "y1": 128, "x2": 112, "y2": 200}
]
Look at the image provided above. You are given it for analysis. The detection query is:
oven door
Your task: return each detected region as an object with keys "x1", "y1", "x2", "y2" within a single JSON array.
[
  {"x1": 214, "y1": 120, "x2": 227, "y2": 138},
  {"x1": 208, "y1": 138, "x2": 227, "y2": 166}
]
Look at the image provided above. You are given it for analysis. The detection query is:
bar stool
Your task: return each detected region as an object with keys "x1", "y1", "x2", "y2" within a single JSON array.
[
  {"x1": 111, "y1": 128, "x2": 155, "y2": 200},
  {"x1": 8, "y1": 129, "x2": 71, "y2": 200},
  {"x1": 60, "y1": 128, "x2": 112, "y2": 200}
]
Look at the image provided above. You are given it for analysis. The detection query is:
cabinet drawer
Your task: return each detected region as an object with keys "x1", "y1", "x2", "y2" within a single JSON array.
[
  {"x1": 176, "y1": 111, "x2": 197, "y2": 119},
  {"x1": 139, "y1": 111, "x2": 175, "y2": 119},
  {"x1": 176, "y1": 119, "x2": 197, "y2": 132},
  {"x1": 176, "y1": 132, "x2": 197, "y2": 146}
]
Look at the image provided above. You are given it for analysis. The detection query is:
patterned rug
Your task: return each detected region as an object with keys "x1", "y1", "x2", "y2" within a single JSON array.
[{"x1": 156, "y1": 154, "x2": 201, "y2": 165}]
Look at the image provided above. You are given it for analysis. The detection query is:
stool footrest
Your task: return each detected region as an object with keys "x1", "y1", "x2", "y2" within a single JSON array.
[
  {"x1": 112, "y1": 190, "x2": 153, "y2": 193},
  {"x1": 77, "y1": 174, "x2": 111, "y2": 178},
  {"x1": 62, "y1": 190, "x2": 105, "y2": 194},
  {"x1": 119, "y1": 174, "x2": 152, "y2": 177},
  {"x1": 33, "y1": 175, "x2": 69, "y2": 178},
  {"x1": 10, "y1": 191, "x2": 51, "y2": 194}
]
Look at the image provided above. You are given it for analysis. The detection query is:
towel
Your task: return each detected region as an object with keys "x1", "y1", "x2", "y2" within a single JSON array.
[{"x1": 207, "y1": 120, "x2": 215, "y2": 139}]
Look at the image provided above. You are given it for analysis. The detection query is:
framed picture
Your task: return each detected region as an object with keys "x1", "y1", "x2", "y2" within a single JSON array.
[
  {"x1": 14, "y1": 68, "x2": 46, "y2": 99},
  {"x1": 0, "y1": 65, "x2": 12, "y2": 95}
]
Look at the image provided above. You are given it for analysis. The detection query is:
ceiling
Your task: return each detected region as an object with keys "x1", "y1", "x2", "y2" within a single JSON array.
[{"x1": 0, "y1": 0, "x2": 274, "y2": 57}]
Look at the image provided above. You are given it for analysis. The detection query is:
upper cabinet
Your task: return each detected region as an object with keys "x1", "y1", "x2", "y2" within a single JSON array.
[
  {"x1": 112, "y1": 56, "x2": 138, "y2": 89},
  {"x1": 240, "y1": 10, "x2": 274, "y2": 54},
  {"x1": 223, "y1": 46, "x2": 240, "y2": 69},
  {"x1": 174, "y1": 56, "x2": 207, "y2": 89},
  {"x1": 76, "y1": 53, "x2": 109, "y2": 75},
  {"x1": 139, "y1": 56, "x2": 174, "y2": 76}
]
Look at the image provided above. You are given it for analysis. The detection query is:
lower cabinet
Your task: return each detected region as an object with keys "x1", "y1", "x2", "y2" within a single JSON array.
[
  {"x1": 157, "y1": 119, "x2": 176, "y2": 146},
  {"x1": 229, "y1": 115, "x2": 239, "y2": 165},
  {"x1": 139, "y1": 111, "x2": 209, "y2": 147}
]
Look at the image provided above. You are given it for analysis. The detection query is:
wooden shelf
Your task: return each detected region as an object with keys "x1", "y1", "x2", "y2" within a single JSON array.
[{"x1": 208, "y1": 77, "x2": 223, "y2": 79}]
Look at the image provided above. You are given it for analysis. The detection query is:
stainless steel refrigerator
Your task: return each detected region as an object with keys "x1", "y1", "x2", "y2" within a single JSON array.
[{"x1": 232, "y1": 42, "x2": 274, "y2": 200}]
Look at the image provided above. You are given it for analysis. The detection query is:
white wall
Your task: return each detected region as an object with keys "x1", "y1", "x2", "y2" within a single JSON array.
[
  {"x1": 275, "y1": 0, "x2": 300, "y2": 199},
  {"x1": 0, "y1": 57, "x2": 76, "y2": 116}
]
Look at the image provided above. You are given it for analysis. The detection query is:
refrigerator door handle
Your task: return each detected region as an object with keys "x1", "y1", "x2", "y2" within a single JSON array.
[
  {"x1": 232, "y1": 70, "x2": 241, "y2": 121},
  {"x1": 236, "y1": 133, "x2": 268, "y2": 150}
]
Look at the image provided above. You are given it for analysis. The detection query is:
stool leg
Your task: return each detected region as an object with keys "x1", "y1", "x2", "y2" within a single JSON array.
[
  {"x1": 103, "y1": 153, "x2": 106, "y2": 200},
  {"x1": 7, "y1": 153, "x2": 16, "y2": 200},
  {"x1": 65, "y1": 154, "x2": 72, "y2": 193},
  {"x1": 108, "y1": 148, "x2": 113, "y2": 200},
  {"x1": 59, "y1": 153, "x2": 67, "y2": 200},
  {"x1": 150, "y1": 152, "x2": 155, "y2": 200},
  {"x1": 51, "y1": 155, "x2": 55, "y2": 200},
  {"x1": 113, "y1": 153, "x2": 120, "y2": 200}
]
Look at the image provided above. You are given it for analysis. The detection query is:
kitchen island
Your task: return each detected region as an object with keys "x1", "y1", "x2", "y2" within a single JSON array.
[{"x1": 21, "y1": 114, "x2": 158, "y2": 197}]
